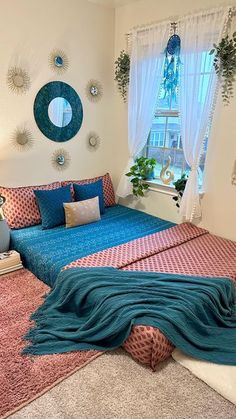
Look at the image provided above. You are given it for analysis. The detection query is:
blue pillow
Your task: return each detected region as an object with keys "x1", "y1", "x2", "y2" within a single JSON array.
[
  {"x1": 34, "y1": 185, "x2": 72, "y2": 229},
  {"x1": 73, "y1": 180, "x2": 105, "y2": 214}
]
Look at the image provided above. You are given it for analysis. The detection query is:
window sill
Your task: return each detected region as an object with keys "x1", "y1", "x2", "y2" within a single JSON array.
[
  {"x1": 146, "y1": 180, "x2": 177, "y2": 196},
  {"x1": 147, "y1": 179, "x2": 205, "y2": 197}
]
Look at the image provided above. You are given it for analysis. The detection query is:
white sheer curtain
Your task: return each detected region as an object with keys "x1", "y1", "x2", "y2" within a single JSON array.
[
  {"x1": 179, "y1": 7, "x2": 230, "y2": 221},
  {"x1": 116, "y1": 21, "x2": 170, "y2": 198}
]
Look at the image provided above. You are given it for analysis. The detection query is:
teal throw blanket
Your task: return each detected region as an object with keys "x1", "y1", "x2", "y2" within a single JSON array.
[{"x1": 23, "y1": 268, "x2": 236, "y2": 365}]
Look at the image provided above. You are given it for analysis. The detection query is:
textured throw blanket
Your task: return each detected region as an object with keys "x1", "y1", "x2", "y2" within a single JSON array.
[{"x1": 23, "y1": 268, "x2": 236, "y2": 365}]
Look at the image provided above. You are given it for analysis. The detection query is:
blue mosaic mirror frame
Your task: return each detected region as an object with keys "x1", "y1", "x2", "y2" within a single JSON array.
[{"x1": 34, "y1": 81, "x2": 83, "y2": 142}]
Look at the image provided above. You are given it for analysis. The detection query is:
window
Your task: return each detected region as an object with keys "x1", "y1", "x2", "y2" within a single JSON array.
[{"x1": 145, "y1": 52, "x2": 211, "y2": 187}]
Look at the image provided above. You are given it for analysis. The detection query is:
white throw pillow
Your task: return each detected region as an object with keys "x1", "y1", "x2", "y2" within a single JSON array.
[{"x1": 63, "y1": 196, "x2": 101, "y2": 228}]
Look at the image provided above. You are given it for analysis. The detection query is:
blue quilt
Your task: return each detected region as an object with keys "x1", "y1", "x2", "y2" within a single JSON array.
[{"x1": 11, "y1": 205, "x2": 174, "y2": 286}]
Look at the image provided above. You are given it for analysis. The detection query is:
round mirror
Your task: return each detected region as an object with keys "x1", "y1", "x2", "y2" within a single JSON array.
[
  {"x1": 13, "y1": 75, "x2": 24, "y2": 88},
  {"x1": 34, "y1": 81, "x2": 83, "y2": 142},
  {"x1": 89, "y1": 136, "x2": 97, "y2": 146},
  {"x1": 48, "y1": 97, "x2": 72, "y2": 128},
  {"x1": 90, "y1": 86, "x2": 98, "y2": 96},
  {"x1": 56, "y1": 155, "x2": 65, "y2": 165},
  {"x1": 54, "y1": 56, "x2": 63, "y2": 67},
  {"x1": 16, "y1": 132, "x2": 29, "y2": 145}
]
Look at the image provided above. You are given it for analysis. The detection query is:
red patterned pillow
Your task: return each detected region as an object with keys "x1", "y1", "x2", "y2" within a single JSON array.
[
  {"x1": 0, "y1": 182, "x2": 61, "y2": 229},
  {"x1": 62, "y1": 173, "x2": 116, "y2": 207}
]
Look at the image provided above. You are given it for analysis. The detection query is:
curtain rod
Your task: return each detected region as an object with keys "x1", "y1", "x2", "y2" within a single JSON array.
[{"x1": 125, "y1": 5, "x2": 236, "y2": 38}]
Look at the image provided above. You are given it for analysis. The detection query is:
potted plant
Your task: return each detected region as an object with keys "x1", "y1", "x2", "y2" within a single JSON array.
[
  {"x1": 126, "y1": 157, "x2": 156, "y2": 197},
  {"x1": 114, "y1": 50, "x2": 130, "y2": 102},
  {"x1": 0, "y1": 194, "x2": 10, "y2": 253},
  {"x1": 172, "y1": 173, "x2": 188, "y2": 208},
  {"x1": 210, "y1": 31, "x2": 236, "y2": 104}
]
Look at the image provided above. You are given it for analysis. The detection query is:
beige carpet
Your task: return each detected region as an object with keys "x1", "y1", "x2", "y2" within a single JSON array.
[{"x1": 10, "y1": 349, "x2": 236, "y2": 419}]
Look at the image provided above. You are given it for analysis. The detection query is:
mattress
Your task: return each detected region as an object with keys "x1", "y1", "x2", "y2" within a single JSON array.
[{"x1": 10, "y1": 205, "x2": 174, "y2": 286}]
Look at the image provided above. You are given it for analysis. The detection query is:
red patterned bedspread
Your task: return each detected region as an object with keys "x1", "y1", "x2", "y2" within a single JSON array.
[{"x1": 64, "y1": 223, "x2": 236, "y2": 370}]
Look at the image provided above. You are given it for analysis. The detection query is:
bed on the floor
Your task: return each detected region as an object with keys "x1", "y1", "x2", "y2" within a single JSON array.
[
  {"x1": 11, "y1": 208, "x2": 236, "y2": 369},
  {"x1": 10, "y1": 205, "x2": 174, "y2": 286}
]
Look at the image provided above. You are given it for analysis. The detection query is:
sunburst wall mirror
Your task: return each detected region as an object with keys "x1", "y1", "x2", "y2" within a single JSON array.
[
  {"x1": 7, "y1": 67, "x2": 30, "y2": 94},
  {"x1": 11, "y1": 127, "x2": 34, "y2": 151},
  {"x1": 52, "y1": 148, "x2": 70, "y2": 171},
  {"x1": 86, "y1": 80, "x2": 103, "y2": 102},
  {"x1": 87, "y1": 132, "x2": 100, "y2": 150},
  {"x1": 49, "y1": 49, "x2": 69, "y2": 74}
]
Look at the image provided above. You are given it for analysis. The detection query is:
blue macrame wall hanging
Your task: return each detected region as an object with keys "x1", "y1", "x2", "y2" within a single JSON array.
[{"x1": 163, "y1": 23, "x2": 181, "y2": 103}]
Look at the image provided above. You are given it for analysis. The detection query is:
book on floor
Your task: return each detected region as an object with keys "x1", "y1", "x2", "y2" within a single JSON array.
[
  {"x1": 0, "y1": 250, "x2": 23, "y2": 274},
  {"x1": 0, "y1": 263, "x2": 23, "y2": 275}
]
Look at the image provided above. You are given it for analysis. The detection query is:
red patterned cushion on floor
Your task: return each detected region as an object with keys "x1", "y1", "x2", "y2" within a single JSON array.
[
  {"x1": 123, "y1": 326, "x2": 174, "y2": 370},
  {"x1": 0, "y1": 182, "x2": 61, "y2": 229},
  {"x1": 61, "y1": 173, "x2": 116, "y2": 207}
]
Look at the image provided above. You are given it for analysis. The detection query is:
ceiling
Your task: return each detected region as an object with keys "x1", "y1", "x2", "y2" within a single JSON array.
[{"x1": 87, "y1": 0, "x2": 140, "y2": 8}]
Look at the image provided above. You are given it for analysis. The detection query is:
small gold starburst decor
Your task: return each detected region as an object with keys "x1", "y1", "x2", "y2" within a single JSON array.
[
  {"x1": 52, "y1": 148, "x2": 70, "y2": 171},
  {"x1": 87, "y1": 132, "x2": 100, "y2": 150},
  {"x1": 86, "y1": 80, "x2": 103, "y2": 103},
  {"x1": 7, "y1": 67, "x2": 30, "y2": 94},
  {"x1": 12, "y1": 127, "x2": 34, "y2": 151},
  {"x1": 49, "y1": 49, "x2": 69, "y2": 74}
]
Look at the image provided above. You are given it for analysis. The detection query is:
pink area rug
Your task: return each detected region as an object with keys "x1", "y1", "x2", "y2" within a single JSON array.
[{"x1": 0, "y1": 269, "x2": 102, "y2": 419}]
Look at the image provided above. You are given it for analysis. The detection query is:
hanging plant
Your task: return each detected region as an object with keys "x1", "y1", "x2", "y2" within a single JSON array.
[
  {"x1": 210, "y1": 32, "x2": 236, "y2": 104},
  {"x1": 172, "y1": 173, "x2": 188, "y2": 208},
  {"x1": 126, "y1": 157, "x2": 156, "y2": 197},
  {"x1": 114, "y1": 50, "x2": 130, "y2": 102}
]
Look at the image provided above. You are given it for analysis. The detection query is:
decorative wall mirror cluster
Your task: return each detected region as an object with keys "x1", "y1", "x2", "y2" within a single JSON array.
[
  {"x1": 8, "y1": 48, "x2": 103, "y2": 167},
  {"x1": 34, "y1": 81, "x2": 83, "y2": 142}
]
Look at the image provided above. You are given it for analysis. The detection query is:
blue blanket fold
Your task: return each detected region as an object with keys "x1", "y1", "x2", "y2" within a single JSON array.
[{"x1": 23, "y1": 268, "x2": 236, "y2": 365}]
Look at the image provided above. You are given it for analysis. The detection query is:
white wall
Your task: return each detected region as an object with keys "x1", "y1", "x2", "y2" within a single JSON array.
[
  {"x1": 0, "y1": 0, "x2": 235, "y2": 240},
  {"x1": 114, "y1": 0, "x2": 236, "y2": 240},
  {"x1": 0, "y1": 0, "x2": 115, "y2": 186}
]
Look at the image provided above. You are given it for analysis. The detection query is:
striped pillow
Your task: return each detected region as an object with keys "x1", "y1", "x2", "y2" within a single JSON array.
[
  {"x1": 61, "y1": 173, "x2": 116, "y2": 207},
  {"x1": 0, "y1": 182, "x2": 61, "y2": 229}
]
